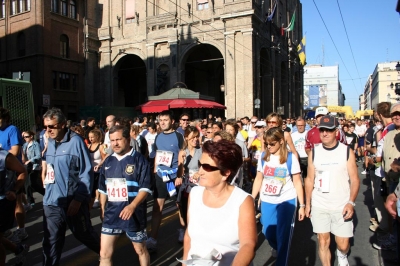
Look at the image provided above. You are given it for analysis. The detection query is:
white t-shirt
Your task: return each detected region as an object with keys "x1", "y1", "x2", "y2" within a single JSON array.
[
  {"x1": 257, "y1": 153, "x2": 300, "y2": 204},
  {"x1": 354, "y1": 124, "x2": 367, "y2": 137},
  {"x1": 247, "y1": 128, "x2": 257, "y2": 139},
  {"x1": 291, "y1": 130, "x2": 308, "y2": 158},
  {"x1": 145, "y1": 132, "x2": 157, "y2": 158}
]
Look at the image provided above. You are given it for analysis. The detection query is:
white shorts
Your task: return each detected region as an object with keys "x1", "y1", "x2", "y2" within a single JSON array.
[{"x1": 310, "y1": 206, "x2": 354, "y2": 238}]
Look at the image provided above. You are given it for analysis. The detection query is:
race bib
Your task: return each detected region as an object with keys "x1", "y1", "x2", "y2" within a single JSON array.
[
  {"x1": 188, "y1": 169, "x2": 198, "y2": 184},
  {"x1": 156, "y1": 150, "x2": 173, "y2": 167},
  {"x1": 262, "y1": 177, "x2": 283, "y2": 196},
  {"x1": 106, "y1": 178, "x2": 128, "y2": 202},
  {"x1": 44, "y1": 164, "x2": 55, "y2": 184},
  {"x1": 254, "y1": 151, "x2": 261, "y2": 161},
  {"x1": 315, "y1": 170, "x2": 330, "y2": 192}
]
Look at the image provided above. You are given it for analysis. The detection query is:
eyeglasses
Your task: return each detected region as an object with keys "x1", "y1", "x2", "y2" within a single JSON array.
[
  {"x1": 266, "y1": 142, "x2": 278, "y2": 147},
  {"x1": 23, "y1": 136, "x2": 30, "y2": 138},
  {"x1": 251, "y1": 122, "x2": 256, "y2": 124},
  {"x1": 206, "y1": 131, "x2": 212, "y2": 134},
  {"x1": 198, "y1": 160, "x2": 220, "y2": 172},
  {"x1": 255, "y1": 126, "x2": 263, "y2": 129},
  {"x1": 319, "y1": 128, "x2": 336, "y2": 133},
  {"x1": 44, "y1": 124, "x2": 59, "y2": 129},
  {"x1": 267, "y1": 121, "x2": 277, "y2": 125}
]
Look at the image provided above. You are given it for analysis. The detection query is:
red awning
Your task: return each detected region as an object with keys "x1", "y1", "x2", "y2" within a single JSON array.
[{"x1": 137, "y1": 99, "x2": 226, "y2": 113}]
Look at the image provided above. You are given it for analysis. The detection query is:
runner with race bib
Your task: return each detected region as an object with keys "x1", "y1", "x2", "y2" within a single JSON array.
[{"x1": 251, "y1": 127, "x2": 304, "y2": 266}]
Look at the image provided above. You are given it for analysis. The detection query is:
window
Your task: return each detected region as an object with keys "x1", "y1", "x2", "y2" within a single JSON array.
[
  {"x1": 10, "y1": 0, "x2": 30, "y2": 15},
  {"x1": 53, "y1": 71, "x2": 77, "y2": 91},
  {"x1": 60, "y1": 34, "x2": 69, "y2": 58},
  {"x1": 1, "y1": 1, "x2": 5, "y2": 18},
  {"x1": 17, "y1": 32, "x2": 25, "y2": 57},
  {"x1": 69, "y1": 0, "x2": 76, "y2": 19},
  {"x1": 52, "y1": 0, "x2": 77, "y2": 19}
]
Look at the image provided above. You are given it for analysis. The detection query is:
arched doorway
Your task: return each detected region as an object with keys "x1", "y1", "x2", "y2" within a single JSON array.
[
  {"x1": 115, "y1": 54, "x2": 147, "y2": 107},
  {"x1": 183, "y1": 44, "x2": 224, "y2": 109}
]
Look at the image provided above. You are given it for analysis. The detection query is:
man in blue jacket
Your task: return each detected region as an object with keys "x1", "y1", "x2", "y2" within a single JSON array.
[{"x1": 42, "y1": 108, "x2": 100, "y2": 265}]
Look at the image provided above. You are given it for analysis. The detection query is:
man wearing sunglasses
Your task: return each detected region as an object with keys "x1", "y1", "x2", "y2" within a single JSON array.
[
  {"x1": 42, "y1": 108, "x2": 100, "y2": 265},
  {"x1": 305, "y1": 115, "x2": 360, "y2": 266},
  {"x1": 177, "y1": 113, "x2": 190, "y2": 136}
]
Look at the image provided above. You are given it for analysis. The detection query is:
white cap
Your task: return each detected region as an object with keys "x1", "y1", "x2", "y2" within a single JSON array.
[
  {"x1": 255, "y1": 121, "x2": 266, "y2": 127},
  {"x1": 315, "y1": 107, "x2": 328, "y2": 117}
]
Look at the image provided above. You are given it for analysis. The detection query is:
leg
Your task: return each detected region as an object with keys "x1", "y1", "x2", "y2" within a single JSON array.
[
  {"x1": 15, "y1": 193, "x2": 26, "y2": 230},
  {"x1": 66, "y1": 201, "x2": 100, "y2": 254},
  {"x1": 275, "y1": 199, "x2": 296, "y2": 266},
  {"x1": 317, "y1": 233, "x2": 331, "y2": 266},
  {"x1": 42, "y1": 205, "x2": 68, "y2": 266},
  {"x1": 132, "y1": 242, "x2": 150, "y2": 266},
  {"x1": 30, "y1": 170, "x2": 45, "y2": 196},
  {"x1": 150, "y1": 198, "x2": 165, "y2": 239},
  {"x1": 99, "y1": 234, "x2": 119, "y2": 266},
  {"x1": 260, "y1": 201, "x2": 278, "y2": 250},
  {"x1": 335, "y1": 236, "x2": 350, "y2": 255}
]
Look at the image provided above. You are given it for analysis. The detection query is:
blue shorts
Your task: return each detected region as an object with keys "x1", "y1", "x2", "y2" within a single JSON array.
[
  {"x1": 101, "y1": 227, "x2": 148, "y2": 243},
  {"x1": 358, "y1": 137, "x2": 365, "y2": 147}
]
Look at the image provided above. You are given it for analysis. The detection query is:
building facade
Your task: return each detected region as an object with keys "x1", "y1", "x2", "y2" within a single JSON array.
[
  {"x1": 369, "y1": 61, "x2": 400, "y2": 108},
  {"x1": 303, "y1": 65, "x2": 345, "y2": 109},
  {"x1": 0, "y1": 0, "x2": 99, "y2": 121},
  {"x1": 96, "y1": 0, "x2": 304, "y2": 119}
]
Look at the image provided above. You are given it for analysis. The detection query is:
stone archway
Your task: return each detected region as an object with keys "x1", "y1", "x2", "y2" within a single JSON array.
[{"x1": 114, "y1": 54, "x2": 147, "y2": 107}]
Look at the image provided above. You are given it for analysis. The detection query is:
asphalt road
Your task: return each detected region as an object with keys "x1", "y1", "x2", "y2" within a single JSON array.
[{"x1": 5, "y1": 163, "x2": 393, "y2": 266}]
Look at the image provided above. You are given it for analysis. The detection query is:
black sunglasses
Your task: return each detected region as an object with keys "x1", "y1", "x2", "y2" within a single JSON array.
[
  {"x1": 44, "y1": 124, "x2": 59, "y2": 129},
  {"x1": 23, "y1": 135, "x2": 30, "y2": 138},
  {"x1": 198, "y1": 160, "x2": 220, "y2": 172},
  {"x1": 319, "y1": 128, "x2": 336, "y2": 133},
  {"x1": 181, "y1": 119, "x2": 189, "y2": 121}
]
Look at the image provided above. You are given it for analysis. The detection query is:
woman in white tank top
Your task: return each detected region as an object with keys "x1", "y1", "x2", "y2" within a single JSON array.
[{"x1": 179, "y1": 140, "x2": 257, "y2": 266}]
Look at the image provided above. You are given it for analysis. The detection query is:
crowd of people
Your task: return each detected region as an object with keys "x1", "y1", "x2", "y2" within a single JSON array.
[{"x1": 0, "y1": 104, "x2": 399, "y2": 266}]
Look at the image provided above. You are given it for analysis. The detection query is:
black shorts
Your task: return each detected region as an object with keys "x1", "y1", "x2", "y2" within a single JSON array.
[
  {"x1": 91, "y1": 173, "x2": 100, "y2": 198},
  {"x1": 153, "y1": 174, "x2": 173, "y2": 199},
  {"x1": 0, "y1": 198, "x2": 16, "y2": 233}
]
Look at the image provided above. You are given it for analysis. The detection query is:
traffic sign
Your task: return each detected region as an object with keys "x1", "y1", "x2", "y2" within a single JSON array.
[{"x1": 43, "y1": 94, "x2": 50, "y2": 106}]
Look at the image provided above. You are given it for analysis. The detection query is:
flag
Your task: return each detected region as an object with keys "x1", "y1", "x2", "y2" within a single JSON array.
[
  {"x1": 297, "y1": 36, "x2": 306, "y2": 65},
  {"x1": 284, "y1": 11, "x2": 296, "y2": 32},
  {"x1": 266, "y1": 0, "x2": 277, "y2": 22}
]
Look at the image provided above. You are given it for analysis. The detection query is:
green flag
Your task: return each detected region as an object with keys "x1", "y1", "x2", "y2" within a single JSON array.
[{"x1": 285, "y1": 12, "x2": 295, "y2": 32}]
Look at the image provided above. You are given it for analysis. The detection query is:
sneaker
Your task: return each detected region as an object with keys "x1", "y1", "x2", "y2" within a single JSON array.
[
  {"x1": 373, "y1": 241, "x2": 396, "y2": 251},
  {"x1": 4, "y1": 229, "x2": 13, "y2": 239},
  {"x1": 336, "y1": 249, "x2": 349, "y2": 266},
  {"x1": 271, "y1": 248, "x2": 277, "y2": 258},
  {"x1": 370, "y1": 217, "x2": 377, "y2": 223},
  {"x1": 14, "y1": 244, "x2": 30, "y2": 266},
  {"x1": 9, "y1": 229, "x2": 28, "y2": 244},
  {"x1": 369, "y1": 224, "x2": 378, "y2": 232},
  {"x1": 146, "y1": 237, "x2": 157, "y2": 252},
  {"x1": 23, "y1": 203, "x2": 32, "y2": 213},
  {"x1": 361, "y1": 170, "x2": 367, "y2": 175},
  {"x1": 178, "y1": 229, "x2": 185, "y2": 243},
  {"x1": 92, "y1": 200, "x2": 100, "y2": 209}
]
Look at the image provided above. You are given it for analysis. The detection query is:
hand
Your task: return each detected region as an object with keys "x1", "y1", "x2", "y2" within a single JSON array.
[
  {"x1": 342, "y1": 204, "x2": 354, "y2": 220},
  {"x1": 24, "y1": 161, "x2": 30, "y2": 165},
  {"x1": 390, "y1": 159, "x2": 400, "y2": 172},
  {"x1": 175, "y1": 177, "x2": 183, "y2": 186},
  {"x1": 119, "y1": 204, "x2": 135, "y2": 220},
  {"x1": 5, "y1": 191, "x2": 16, "y2": 201},
  {"x1": 385, "y1": 193, "x2": 398, "y2": 219},
  {"x1": 94, "y1": 165, "x2": 101, "y2": 172},
  {"x1": 305, "y1": 205, "x2": 311, "y2": 218},
  {"x1": 67, "y1": 199, "x2": 82, "y2": 216},
  {"x1": 298, "y1": 207, "x2": 305, "y2": 221}
]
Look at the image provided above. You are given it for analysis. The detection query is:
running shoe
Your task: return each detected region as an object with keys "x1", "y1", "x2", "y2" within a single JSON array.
[
  {"x1": 336, "y1": 249, "x2": 349, "y2": 266},
  {"x1": 373, "y1": 234, "x2": 396, "y2": 251},
  {"x1": 271, "y1": 248, "x2": 277, "y2": 258},
  {"x1": 8, "y1": 229, "x2": 28, "y2": 244},
  {"x1": 92, "y1": 200, "x2": 100, "y2": 209},
  {"x1": 23, "y1": 203, "x2": 32, "y2": 213},
  {"x1": 178, "y1": 229, "x2": 185, "y2": 243},
  {"x1": 146, "y1": 237, "x2": 157, "y2": 252},
  {"x1": 14, "y1": 244, "x2": 29, "y2": 266},
  {"x1": 361, "y1": 170, "x2": 367, "y2": 175},
  {"x1": 4, "y1": 229, "x2": 13, "y2": 239},
  {"x1": 369, "y1": 224, "x2": 378, "y2": 232}
]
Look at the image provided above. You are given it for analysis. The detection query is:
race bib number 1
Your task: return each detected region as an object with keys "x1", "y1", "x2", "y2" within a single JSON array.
[
  {"x1": 263, "y1": 178, "x2": 283, "y2": 196},
  {"x1": 106, "y1": 178, "x2": 128, "y2": 202},
  {"x1": 156, "y1": 150, "x2": 173, "y2": 167},
  {"x1": 44, "y1": 164, "x2": 55, "y2": 184},
  {"x1": 315, "y1": 171, "x2": 330, "y2": 192}
]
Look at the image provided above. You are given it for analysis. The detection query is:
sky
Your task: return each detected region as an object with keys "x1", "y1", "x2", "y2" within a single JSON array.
[{"x1": 301, "y1": 0, "x2": 400, "y2": 112}]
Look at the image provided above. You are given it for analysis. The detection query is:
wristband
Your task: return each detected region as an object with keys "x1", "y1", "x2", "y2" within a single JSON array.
[
  {"x1": 348, "y1": 201, "x2": 356, "y2": 207},
  {"x1": 299, "y1": 204, "x2": 305, "y2": 208}
]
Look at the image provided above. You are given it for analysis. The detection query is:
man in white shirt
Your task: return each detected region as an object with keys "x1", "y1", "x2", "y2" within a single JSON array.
[
  {"x1": 247, "y1": 116, "x2": 258, "y2": 149},
  {"x1": 103, "y1": 115, "x2": 116, "y2": 155},
  {"x1": 291, "y1": 117, "x2": 308, "y2": 178},
  {"x1": 354, "y1": 119, "x2": 367, "y2": 162}
]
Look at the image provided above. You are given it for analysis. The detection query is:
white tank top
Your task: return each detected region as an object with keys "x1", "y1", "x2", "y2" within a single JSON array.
[
  {"x1": 187, "y1": 186, "x2": 250, "y2": 265},
  {"x1": 312, "y1": 142, "x2": 350, "y2": 210}
]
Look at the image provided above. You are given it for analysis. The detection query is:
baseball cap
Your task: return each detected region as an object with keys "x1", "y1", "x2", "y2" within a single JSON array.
[
  {"x1": 315, "y1": 107, "x2": 328, "y2": 118},
  {"x1": 390, "y1": 102, "x2": 400, "y2": 114},
  {"x1": 318, "y1": 115, "x2": 337, "y2": 129},
  {"x1": 255, "y1": 121, "x2": 266, "y2": 127},
  {"x1": 251, "y1": 118, "x2": 258, "y2": 123}
]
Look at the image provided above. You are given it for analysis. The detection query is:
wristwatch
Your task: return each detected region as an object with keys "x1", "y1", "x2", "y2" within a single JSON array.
[{"x1": 348, "y1": 201, "x2": 356, "y2": 207}]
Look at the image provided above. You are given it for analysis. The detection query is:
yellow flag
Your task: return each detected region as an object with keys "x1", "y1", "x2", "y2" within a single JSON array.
[{"x1": 297, "y1": 36, "x2": 306, "y2": 65}]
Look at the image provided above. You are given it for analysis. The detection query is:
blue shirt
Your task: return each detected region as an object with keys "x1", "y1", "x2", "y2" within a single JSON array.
[
  {"x1": 154, "y1": 131, "x2": 183, "y2": 179},
  {"x1": 0, "y1": 124, "x2": 23, "y2": 161}
]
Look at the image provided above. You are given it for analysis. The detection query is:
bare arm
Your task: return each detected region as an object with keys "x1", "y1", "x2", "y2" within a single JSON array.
[
  {"x1": 251, "y1": 171, "x2": 263, "y2": 199},
  {"x1": 292, "y1": 172, "x2": 305, "y2": 221},
  {"x1": 343, "y1": 149, "x2": 360, "y2": 220},
  {"x1": 99, "y1": 192, "x2": 107, "y2": 221},
  {"x1": 285, "y1": 132, "x2": 299, "y2": 160},
  {"x1": 305, "y1": 152, "x2": 315, "y2": 218},
  {"x1": 7, "y1": 153, "x2": 27, "y2": 193},
  {"x1": 232, "y1": 196, "x2": 257, "y2": 266},
  {"x1": 9, "y1": 145, "x2": 21, "y2": 157},
  {"x1": 182, "y1": 195, "x2": 191, "y2": 263}
]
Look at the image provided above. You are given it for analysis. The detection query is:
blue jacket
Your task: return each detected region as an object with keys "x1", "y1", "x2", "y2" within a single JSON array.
[
  {"x1": 22, "y1": 141, "x2": 41, "y2": 170},
  {"x1": 43, "y1": 129, "x2": 93, "y2": 207}
]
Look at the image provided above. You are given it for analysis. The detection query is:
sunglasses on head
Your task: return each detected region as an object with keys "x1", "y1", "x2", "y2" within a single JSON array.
[{"x1": 198, "y1": 160, "x2": 220, "y2": 172}]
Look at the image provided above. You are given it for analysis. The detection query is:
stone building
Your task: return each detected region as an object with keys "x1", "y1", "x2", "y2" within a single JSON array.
[
  {"x1": 0, "y1": 0, "x2": 99, "y2": 121},
  {"x1": 96, "y1": 0, "x2": 304, "y2": 119}
]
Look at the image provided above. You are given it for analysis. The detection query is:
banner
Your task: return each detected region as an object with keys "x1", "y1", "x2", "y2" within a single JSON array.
[{"x1": 304, "y1": 85, "x2": 327, "y2": 108}]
